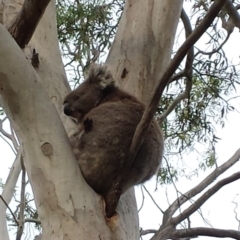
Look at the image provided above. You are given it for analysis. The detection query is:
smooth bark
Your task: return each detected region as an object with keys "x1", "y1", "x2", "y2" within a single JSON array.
[
  {"x1": 0, "y1": 152, "x2": 21, "y2": 240},
  {"x1": 107, "y1": 0, "x2": 184, "y2": 105},
  {"x1": 0, "y1": 0, "x2": 183, "y2": 239}
]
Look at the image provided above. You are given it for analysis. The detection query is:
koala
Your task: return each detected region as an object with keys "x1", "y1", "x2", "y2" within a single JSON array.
[{"x1": 63, "y1": 64, "x2": 164, "y2": 217}]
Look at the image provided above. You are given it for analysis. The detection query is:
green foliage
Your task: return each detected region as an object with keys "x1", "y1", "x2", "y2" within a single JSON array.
[
  {"x1": 56, "y1": 1, "x2": 240, "y2": 185},
  {"x1": 56, "y1": 0, "x2": 124, "y2": 85}
]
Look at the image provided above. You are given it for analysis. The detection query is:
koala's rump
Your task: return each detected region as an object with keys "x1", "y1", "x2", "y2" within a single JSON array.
[{"x1": 77, "y1": 101, "x2": 163, "y2": 196}]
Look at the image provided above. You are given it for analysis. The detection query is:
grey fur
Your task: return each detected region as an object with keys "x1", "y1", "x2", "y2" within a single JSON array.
[{"x1": 64, "y1": 64, "x2": 164, "y2": 204}]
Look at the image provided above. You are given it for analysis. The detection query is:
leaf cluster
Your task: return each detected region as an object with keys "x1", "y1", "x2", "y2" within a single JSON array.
[{"x1": 56, "y1": 0, "x2": 124, "y2": 85}]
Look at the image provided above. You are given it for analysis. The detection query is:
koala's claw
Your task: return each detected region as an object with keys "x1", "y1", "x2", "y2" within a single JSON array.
[{"x1": 84, "y1": 118, "x2": 93, "y2": 133}]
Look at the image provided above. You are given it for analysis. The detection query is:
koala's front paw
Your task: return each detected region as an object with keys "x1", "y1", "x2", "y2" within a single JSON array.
[{"x1": 84, "y1": 118, "x2": 93, "y2": 133}]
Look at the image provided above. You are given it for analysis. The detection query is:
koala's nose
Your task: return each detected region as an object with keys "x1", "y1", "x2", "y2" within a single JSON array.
[{"x1": 63, "y1": 101, "x2": 72, "y2": 116}]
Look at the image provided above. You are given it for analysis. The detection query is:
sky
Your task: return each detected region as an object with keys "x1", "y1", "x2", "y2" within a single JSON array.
[{"x1": 1, "y1": 2, "x2": 240, "y2": 240}]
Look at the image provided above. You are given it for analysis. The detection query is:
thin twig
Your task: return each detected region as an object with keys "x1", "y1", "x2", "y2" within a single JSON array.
[
  {"x1": 172, "y1": 172, "x2": 240, "y2": 225},
  {"x1": 232, "y1": 195, "x2": 240, "y2": 231},
  {"x1": 163, "y1": 149, "x2": 240, "y2": 222},
  {"x1": 142, "y1": 185, "x2": 164, "y2": 214},
  {"x1": 0, "y1": 195, "x2": 19, "y2": 226},
  {"x1": 24, "y1": 218, "x2": 41, "y2": 224},
  {"x1": 159, "y1": 8, "x2": 194, "y2": 123},
  {"x1": 138, "y1": 185, "x2": 145, "y2": 212}
]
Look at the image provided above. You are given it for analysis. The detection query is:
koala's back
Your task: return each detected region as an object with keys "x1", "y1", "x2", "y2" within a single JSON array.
[{"x1": 76, "y1": 99, "x2": 163, "y2": 197}]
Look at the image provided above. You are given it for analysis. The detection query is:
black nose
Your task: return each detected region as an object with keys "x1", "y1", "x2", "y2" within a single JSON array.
[{"x1": 63, "y1": 102, "x2": 72, "y2": 116}]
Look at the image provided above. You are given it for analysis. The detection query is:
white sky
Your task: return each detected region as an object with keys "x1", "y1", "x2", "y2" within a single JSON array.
[{"x1": 1, "y1": 2, "x2": 240, "y2": 240}]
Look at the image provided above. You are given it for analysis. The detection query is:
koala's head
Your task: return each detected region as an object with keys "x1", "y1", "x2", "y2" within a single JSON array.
[{"x1": 63, "y1": 64, "x2": 115, "y2": 122}]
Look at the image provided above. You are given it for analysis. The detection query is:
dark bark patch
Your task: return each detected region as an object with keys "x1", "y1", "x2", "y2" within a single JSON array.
[
  {"x1": 41, "y1": 142, "x2": 53, "y2": 157},
  {"x1": 121, "y1": 68, "x2": 128, "y2": 79}
]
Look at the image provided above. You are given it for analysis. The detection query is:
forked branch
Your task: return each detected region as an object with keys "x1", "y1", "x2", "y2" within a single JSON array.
[
  {"x1": 158, "y1": 8, "x2": 193, "y2": 123},
  {"x1": 128, "y1": 0, "x2": 228, "y2": 168},
  {"x1": 163, "y1": 148, "x2": 240, "y2": 222},
  {"x1": 172, "y1": 227, "x2": 240, "y2": 239},
  {"x1": 172, "y1": 172, "x2": 240, "y2": 225}
]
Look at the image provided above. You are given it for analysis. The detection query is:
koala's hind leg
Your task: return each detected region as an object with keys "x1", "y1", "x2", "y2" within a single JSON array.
[{"x1": 104, "y1": 181, "x2": 122, "y2": 218}]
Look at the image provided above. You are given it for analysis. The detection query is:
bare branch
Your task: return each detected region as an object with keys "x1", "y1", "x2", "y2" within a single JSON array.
[
  {"x1": 172, "y1": 227, "x2": 240, "y2": 239},
  {"x1": 0, "y1": 134, "x2": 16, "y2": 154},
  {"x1": 169, "y1": 71, "x2": 186, "y2": 83},
  {"x1": 158, "y1": 80, "x2": 191, "y2": 123},
  {"x1": 0, "y1": 150, "x2": 21, "y2": 205},
  {"x1": 9, "y1": 122, "x2": 19, "y2": 151},
  {"x1": 169, "y1": 8, "x2": 194, "y2": 84},
  {"x1": 173, "y1": 172, "x2": 240, "y2": 224},
  {"x1": 24, "y1": 218, "x2": 41, "y2": 224},
  {"x1": 158, "y1": 8, "x2": 193, "y2": 123},
  {"x1": 0, "y1": 150, "x2": 21, "y2": 239},
  {"x1": 8, "y1": 0, "x2": 51, "y2": 48},
  {"x1": 16, "y1": 156, "x2": 26, "y2": 240},
  {"x1": 140, "y1": 229, "x2": 157, "y2": 236},
  {"x1": 195, "y1": 31, "x2": 231, "y2": 56},
  {"x1": 0, "y1": 195, "x2": 19, "y2": 226},
  {"x1": 0, "y1": 118, "x2": 19, "y2": 153},
  {"x1": 137, "y1": 185, "x2": 145, "y2": 212},
  {"x1": 163, "y1": 149, "x2": 240, "y2": 222},
  {"x1": 142, "y1": 185, "x2": 164, "y2": 214},
  {"x1": 128, "y1": 0, "x2": 228, "y2": 166},
  {"x1": 224, "y1": 0, "x2": 240, "y2": 29},
  {"x1": 232, "y1": 195, "x2": 240, "y2": 231}
]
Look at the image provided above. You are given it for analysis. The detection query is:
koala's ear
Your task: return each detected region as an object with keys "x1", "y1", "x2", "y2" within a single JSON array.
[{"x1": 87, "y1": 64, "x2": 115, "y2": 90}]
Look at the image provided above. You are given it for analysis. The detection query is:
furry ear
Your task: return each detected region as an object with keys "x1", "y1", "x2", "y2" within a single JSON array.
[{"x1": 87, "y1": 64, "x2": 115, "y2": 89}]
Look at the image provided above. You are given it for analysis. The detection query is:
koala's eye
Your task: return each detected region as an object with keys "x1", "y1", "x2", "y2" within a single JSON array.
[{"x1": 73, "y1": 95, "x2": 80, "y2": 101}]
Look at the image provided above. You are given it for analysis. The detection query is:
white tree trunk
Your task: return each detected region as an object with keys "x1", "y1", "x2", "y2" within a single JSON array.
[
  {"x1": 0, "y1": 0, "x2": 183, "y2": 239},
  {"x1": 0, "y1": 152, "x2": 21, "y2": 240},
  {"x1": 107, "y1": 0, "x2": 183, "y2": 104}
]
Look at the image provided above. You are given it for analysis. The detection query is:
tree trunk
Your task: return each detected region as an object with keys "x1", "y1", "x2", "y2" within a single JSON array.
[
  {"x1": 0, "y1": 0, "x2": 183, "y2": 239},
  {"x1": 107, "y1": 0, "x2": 183, "y2": 104}
]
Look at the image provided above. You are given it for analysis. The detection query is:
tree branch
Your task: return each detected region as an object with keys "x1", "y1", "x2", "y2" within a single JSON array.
[
  {"x1": 24, "y1": 218, "x2": 41, "y2": 224},
  {"x1": 16, "y1": 156, "x2": 26, "y2": 240},
  {"x1": 0, "y1": 195, "x2": 19, "y2": 226},
  {"x1": 169, "y1": 8, "x2": 194, "y2": 84},
  {"x1": 105, "y1": 0, "x2": 229, "y2": 218},
  {"x1": 172, "y1": 227, "x2": 240, "y2": 239},
  {"x1": 224, "y1": 0, "x2": 240, "y2": 29},
  {"x1": 128, "y1": 0, "x2": 228, "y2": 166},
  {"x1": 0, "y1": 150, "x2": 21, "y2": 240},
  {"x1": 195, "y1": 31, "x2": 231, "y2": 57},
  {"x1": 107, "y1": 0, "x2": 229, "y2": 217},
  {"x1": 140, "y1": 229, "x2": 157, "y2": 236},
  {"x1": 8, "y1": 0, "x2": 51, "y2": 48},
  {"x1": 163, "y1": 148, "x2": 240, "y2": 222},
  {"x1": 173, "y1": 172, "x2": 240, "y2": 225},
  {"x1": 158, "y1": 8, "x2": 193, "y2": 123}
]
